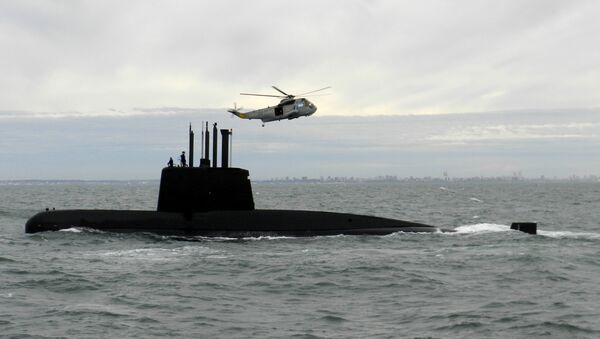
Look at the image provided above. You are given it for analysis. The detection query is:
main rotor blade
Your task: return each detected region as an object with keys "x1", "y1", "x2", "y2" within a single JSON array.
[
  {"x1": 240, "y1": 93, "x2": 285, "y2": 98},
  {"x1": 302, "y1": 93, "x2": 331, "y2": 97},
  {"x1": 297, "y1": 86, "x2": 332, "y2": 96},
  {"x1": 272, "y1": 86, "x2": 289, "y2": 96}
]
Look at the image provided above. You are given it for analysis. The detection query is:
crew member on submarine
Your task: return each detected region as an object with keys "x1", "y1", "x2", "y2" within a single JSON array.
[{"x1": 180, "y1": 151, "x2": 187, "y2": 167}]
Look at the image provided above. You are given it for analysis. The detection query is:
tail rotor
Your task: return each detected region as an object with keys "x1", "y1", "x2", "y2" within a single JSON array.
[{"x1": 227, "y1": 103, "x2": 246, "y2": 119}]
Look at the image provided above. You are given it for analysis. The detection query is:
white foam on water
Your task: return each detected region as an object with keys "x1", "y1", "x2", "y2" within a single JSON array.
[
  {"x1": 452, "y1": 224, "x2": 600, "y2": 240},
  {"x1": 58, "y1": 227, "x2": 105, "y2": 234},
  {"x1": 537, "y1": 230, "x2": 600, "y2": 240},
  {"x1": 176, "y1": 236, "x2": 238, "y2": 241},
  {"x1": 243, "y1": 235, "x2": 297, "y2": 241},
  {"x1": 384, "y1": 229, "x2": 444, "y2": 237},
  {"x1": 469, "y1": 197, "x2": 483, "y2": 203},
  {"x1": 204, "y1": 255, "x2": 229, "y2": 259},
  {"x1": 58, "y1": 227, "x2": 83, "y2": 233},
  {"x1": 453, "y1": 223, "x2": 511, "y2": 234},
  {"x1": 183, "y1": 235, "x2": 297, "y2": 241},
  {"x1": 89, "y1": 245, "x2": 220, "y2": 261}
]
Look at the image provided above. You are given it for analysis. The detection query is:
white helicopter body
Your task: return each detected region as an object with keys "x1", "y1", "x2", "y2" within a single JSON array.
[{"x1": 227, "y1": 86, "x2": 329, "y2": 125}]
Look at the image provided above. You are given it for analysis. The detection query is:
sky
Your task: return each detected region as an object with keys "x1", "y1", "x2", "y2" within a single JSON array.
[{"x1": 1, "y1": 1, "x2": 599, "y2": 180}]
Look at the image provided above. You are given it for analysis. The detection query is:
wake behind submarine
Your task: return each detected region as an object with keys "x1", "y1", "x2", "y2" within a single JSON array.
[{"x1": 26, "y1": 123, "x2": 537, "y2": 237}]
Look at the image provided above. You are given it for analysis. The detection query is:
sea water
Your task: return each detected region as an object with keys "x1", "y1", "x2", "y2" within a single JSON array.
[{"x1": 1, "y1": 181, "x2": 599, "y2": 338}]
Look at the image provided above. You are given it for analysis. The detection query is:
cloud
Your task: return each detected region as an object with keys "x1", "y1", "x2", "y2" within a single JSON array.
[
  {"x1": 428, "y1": 122, "x2": 600, "y2": 143},
  {"x1": 2, "y1": 2, "x2": 599, "y2": 180},
  {"x1": 1, "y1": 1, "x2": 599, "y2": 115},
  {"x1": 1, "y1": 107, "x2": 598, "y2": 180}
]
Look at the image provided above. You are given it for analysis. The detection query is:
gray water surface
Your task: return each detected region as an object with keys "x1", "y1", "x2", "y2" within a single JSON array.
[{"x1": 1, "y1": 181, "x2": 600, "y2": 338}]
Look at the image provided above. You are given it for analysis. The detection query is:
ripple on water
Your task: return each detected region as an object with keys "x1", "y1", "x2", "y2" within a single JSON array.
[
  {"x1": 12, "y1": 274, "x2": 101, "y2": 293},
  {"x1": 3, "y1": 181, "x2": 600, "y2": 337},
  {"x1": 83, "y1": 245, "x2": 222, "y2": 262},
  {"x1": 0, "y1": 256, "x2": 16, "y2": 263},
  {"x1": 538, "y1": 230, "x2": 600, "y2": 240},
  {"x1": 314, "y1": 309, "x2": 349, "y2": 324},
  {"x1": 60, "y1": 303, "x2": 132, "y2": 318},
  {"x1": 318, "y1": 315, "x2": 348, "y2": 323},
  {"x1": 510, "y1": 321, "x2": 600, "y2": 337}
]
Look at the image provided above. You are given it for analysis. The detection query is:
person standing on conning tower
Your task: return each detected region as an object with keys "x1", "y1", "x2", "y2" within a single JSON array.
[
  {"x1": 180, "y1": 151, "x2": 187, "y2": 167},
  {"x1": 167, "y1": 157, "x2": 174, "y2": 167}
]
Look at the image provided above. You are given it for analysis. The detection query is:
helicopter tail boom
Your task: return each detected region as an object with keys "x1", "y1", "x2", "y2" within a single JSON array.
[{"x1": 227, "y1": 108, "x2": 247, "y2": 119}]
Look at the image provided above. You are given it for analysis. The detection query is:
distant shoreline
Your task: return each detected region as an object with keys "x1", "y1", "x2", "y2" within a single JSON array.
[{"x1": 2, "y1": 176, "x2": 599, "y2": 185}]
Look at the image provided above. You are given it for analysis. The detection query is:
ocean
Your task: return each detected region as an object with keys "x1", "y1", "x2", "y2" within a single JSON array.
[{"x1": 1, "y1": 180, "x2": 599, "y2": 338}]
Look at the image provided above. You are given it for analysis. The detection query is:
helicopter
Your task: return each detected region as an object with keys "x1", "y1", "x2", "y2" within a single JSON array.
[{"x1": 227, "y1": 86, "x2": 330, "y2": 126}]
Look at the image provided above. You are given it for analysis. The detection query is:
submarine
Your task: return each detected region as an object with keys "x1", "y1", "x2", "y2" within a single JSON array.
[{"x1": 26, "y1": 123, "x2": 536, "y2": 237}]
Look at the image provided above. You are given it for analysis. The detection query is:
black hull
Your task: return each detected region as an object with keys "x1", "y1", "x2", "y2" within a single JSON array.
[{"x1": 25, "y1": 209, "x2": 443, "y2": 237}]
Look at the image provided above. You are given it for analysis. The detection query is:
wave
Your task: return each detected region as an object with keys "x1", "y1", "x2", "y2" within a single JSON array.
[
  {"x1": 61, "y1": 303, "x2": 133, "y2": 318},
  {"x1": 452, "y1": 223, "x2": 600, "y2": 240},
  {"x1": 0, "y1": 235, "x2": 14, "y2": 244},
  {"x1": 538, "y1": 230, "x2": 600, "y2": 240},
  {"x1": 42, "y1": 223, "x2": 600, "y2": 242},
  {"x1": 59, "y1": 227, "x2": 83, "y2": 233},
  {"x1": 189, "y1": 235, "x2": 298, "y2": 241},
  {"x1": 453, "y1": 223, "x2": 511, "y2": 234},
  {"x1": 0, "y1": 256, "x2": 16, "y2": 263},
  {"x1": 166, "y1": 233, "x2": 348, "y2": 242},
  {"x1": 87, "y1": 245, "x2": 222, "y2": 261},
  {"x1": 58, "y1": 227, "x2": 105, "y2": 234}
]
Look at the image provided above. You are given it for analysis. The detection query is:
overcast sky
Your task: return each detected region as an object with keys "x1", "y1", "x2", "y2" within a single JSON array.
[{"x1": 1, "y1": 1, "x2": 599, "y2": 179}]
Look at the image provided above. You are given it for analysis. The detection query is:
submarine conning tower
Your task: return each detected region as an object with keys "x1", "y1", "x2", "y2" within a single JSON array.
[{"x1": 157, "y1": 122, "x2": 255, "y2": 213}]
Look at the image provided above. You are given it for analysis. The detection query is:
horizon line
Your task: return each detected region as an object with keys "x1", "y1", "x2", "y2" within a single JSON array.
[{"x1": 1, "y1": 106, "x2": 599, "y2": 120}]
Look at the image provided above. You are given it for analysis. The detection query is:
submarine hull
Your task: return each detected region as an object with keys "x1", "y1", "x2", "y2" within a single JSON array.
[{"x1": 25, "y1": 209, "x2": 442, "y2": 237}]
